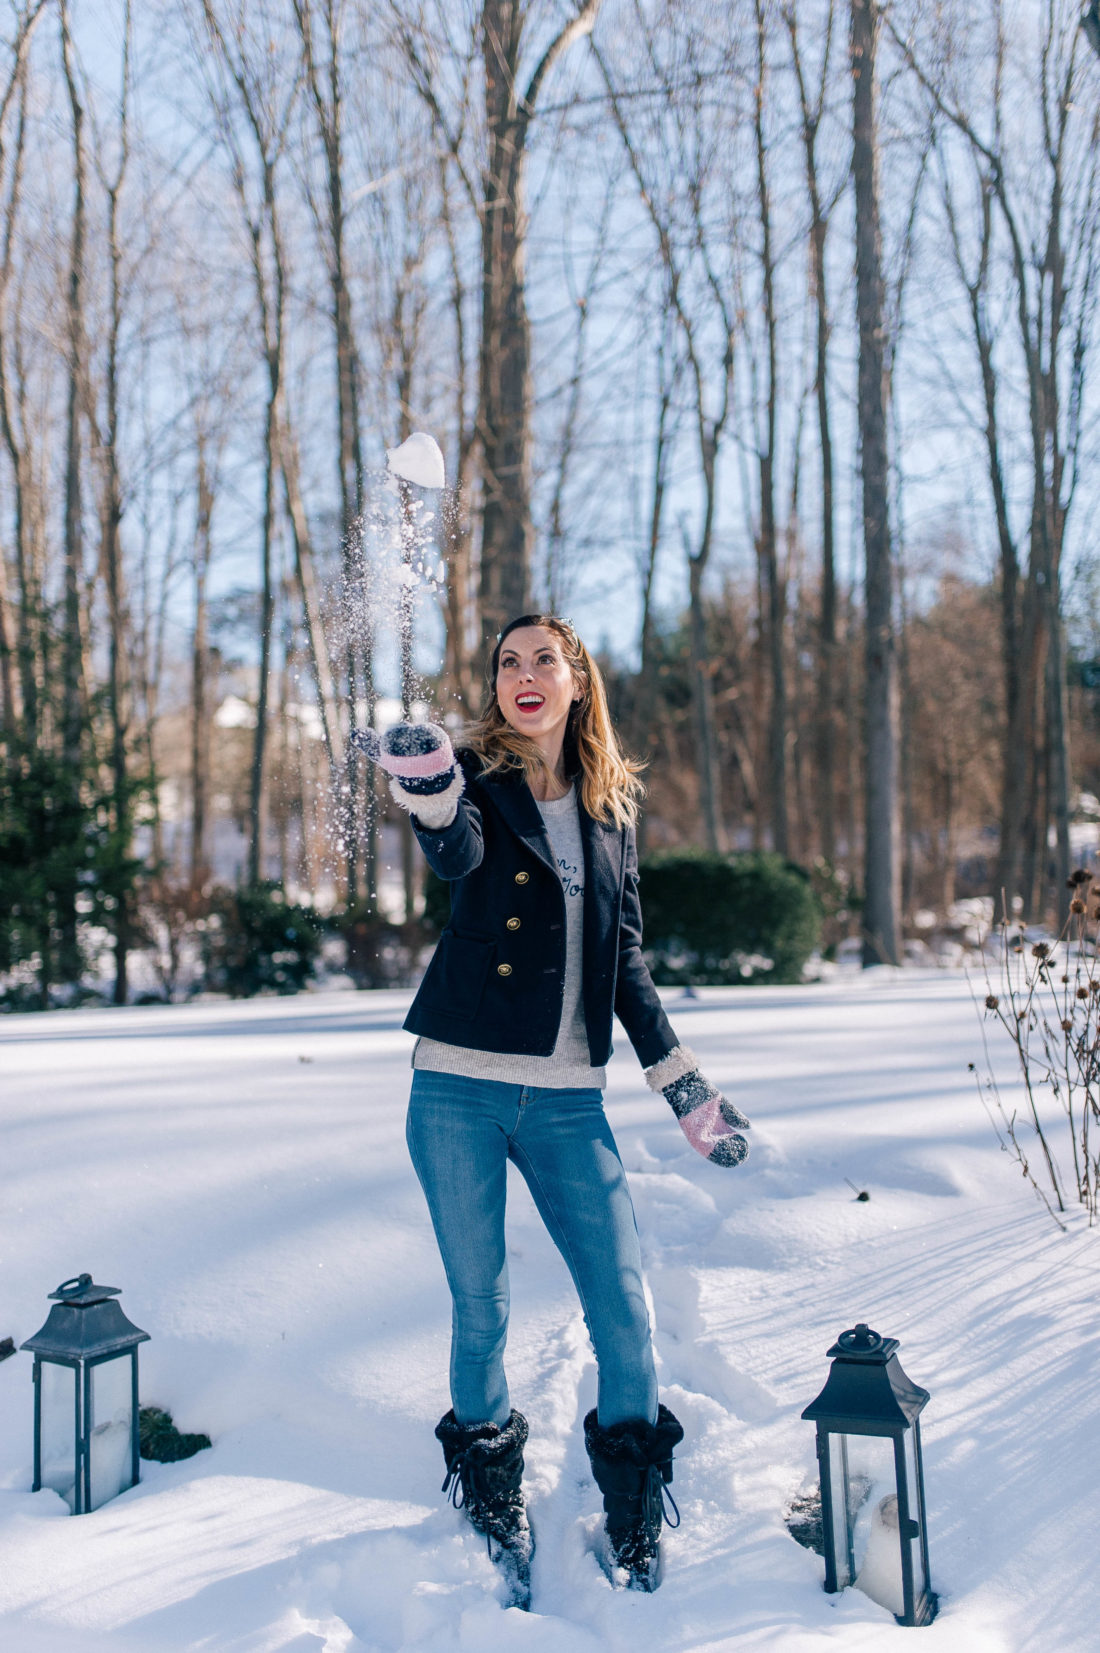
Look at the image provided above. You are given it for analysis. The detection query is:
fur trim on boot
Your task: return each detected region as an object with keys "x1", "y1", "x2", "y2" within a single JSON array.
[
  {"x1": 435, "y1": 1409, "x2": 534, "y2": 1608},
  {"x1": 583, "y1": 1405, "x2": 684, "y2": 1591}
]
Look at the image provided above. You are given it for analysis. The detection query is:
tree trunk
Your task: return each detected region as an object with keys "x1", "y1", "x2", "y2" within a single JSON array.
[
  {"x1": 1045, "y1": 574, "x2": 1071, "y2": 905},
  {"x1": 57, "y1": 0, "x2": 87, "y2": 984},
  {"x1": 942, "y1": 765, "x2": 957, "y2": 912},
  {"x1": 687, "y1": 447, "x2": 727, "y2": 854},
  {"x1": 190, "y1": 436, "x2": 213, "y2": 895},
  {"x1": 851, "y1": 0, "x2": 900, "y2": 965},
  {"x1": 59, "y1": 0, "x2": 85, "y2": 774},
  {"x1": 1037, "y1": 182, "x2": 1071, "y2": 914},
  {"x1": 437, "y1": 155, "x2": 480, "y2": 716},
  {"x1": 754, "y1": 0, "x2": 788, "y2": 856},
  {"x1": 277, "y1": 414, "x2": 340, "y2": 767},
  {"x1": 293, "y1": 0, "x2": 373, "y2": 909},
  {"x1": 248, "y1": 371, "x2": 276, "y2": 889},
  {"x1": 99, "y1": 8, "x2": 133, "y2": 1005},
  {"x1": 634, "y1": 348, "x2": 675, "y2": 857},
  {"x1": 400, "y1": 3, "x2": 601, "y2": 656},
  {"x1": 478, "y1": 0, "x2": 533, "y2": 646},
  {"x1": 0, "y1": 545, "x2": 13, "y2": 736},
  {"x1": 0, "y1": 0, "x2": 46, "y2": 741},
  {"x1": 787, "y1": 0, "x2": 839, "y2": 865}
]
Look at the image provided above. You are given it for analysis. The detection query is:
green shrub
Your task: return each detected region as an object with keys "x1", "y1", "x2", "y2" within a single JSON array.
[
  {"x1": 201, "y1": 882, "x2": 321, "y2": 997},
  {"x1": 0, "y1": 743, "x2": 148, "y2": 1009},
  {"x1": 639, "y1": 848, "x2": 821, "y2": 985},
  {"x1": 139, "y1": 1406, "x2": 210, "y2": 1463}
]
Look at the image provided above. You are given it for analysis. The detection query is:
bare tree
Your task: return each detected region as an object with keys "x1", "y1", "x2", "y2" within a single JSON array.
[
  {"x1": 893, "y1": 0, "x2": 1100, "y2": 920},
  {"x1": 852, "y1": 0, "x2": 901, "y2": 964},
  {"x1": 175, "y1": 309, "x2": 237, "y2": 901},
  {"x1": 752, "y1": 0, "x2": 789, "y2": 854},
  {"x1": 55, "y1": 0, "x2": 92, "y2": 986},
  {"x1": 0, "y1": 3, "x2": 47, "y2": 745},
  {"x1": 292, "y1": 0, "x2": 375, "y2": 907},
  {"x1": 436, "y1": 149, "x2": 481, "y2": 713},
  {"x1": 595, "y1": 12, "x2": 738, "y2": 853},
  {"x1": 632, "y1": 317, "x2": 683, "y2": 855},
  {"x1": 85, "y1": 0, "x2": 136, "y2": 1003},
  {"x1": 59, "y1": 0, "x2": 88, "y2": 780},
  {"x1": 393, "y1": 0, "x2": 603, "y2": 649},
  {"x1": 785, "y1": 0, "x2": 842, "y2": 866},
  {"x1": 199, "y1": 0, "x2": 302, "y2": 887}
]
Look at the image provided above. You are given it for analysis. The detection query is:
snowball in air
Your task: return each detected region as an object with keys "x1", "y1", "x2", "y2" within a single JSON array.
[{"x1": 386, "y1": 432, "x2": 445, "y2": 490}]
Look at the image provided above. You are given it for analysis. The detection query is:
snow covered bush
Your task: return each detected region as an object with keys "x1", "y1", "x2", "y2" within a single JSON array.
[
  {"x1": 978, "y1": 870, "x2": 1100, "y2": 1224},
  {"x1": 639, "y1": 849, "x2": 822, "y2": 986}
]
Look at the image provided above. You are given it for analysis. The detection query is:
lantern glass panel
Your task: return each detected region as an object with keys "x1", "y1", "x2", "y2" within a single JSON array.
[
  {"x1": 38, "y1": 1360, "x2": 78, "y2": 1512},
  {"x1": 901, "y1": 1426, "x2": 925, "y2": 1587},
  {"x1": 844, "y1": 1434, "x2": 907, "y2": 1618},
  {"x1": 88, "y1": 1356, "x2": 134, "y2": 1512},
  {"x1": 824, "y1": 1433, "x2": 853, "y2": 1588}
]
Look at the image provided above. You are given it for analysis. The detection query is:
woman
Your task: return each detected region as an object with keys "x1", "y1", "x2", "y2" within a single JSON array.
[{"x1": 355, "y1": 614, "x2": 750, "y2": 1602}]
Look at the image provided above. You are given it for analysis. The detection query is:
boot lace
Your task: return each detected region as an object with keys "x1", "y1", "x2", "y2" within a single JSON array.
[
  {"x1": 643, "y1": 1462, "x2": 681, "y2": 1530},
  {"x1": 442, "y1": 1449, "x2": 524, "y2": 1559},
  {"x1": 441, "y1": 1450, "x2": 470, "y2": 1509}
]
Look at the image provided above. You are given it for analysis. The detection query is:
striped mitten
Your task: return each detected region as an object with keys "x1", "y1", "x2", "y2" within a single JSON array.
[
  {"x1": 645, "y1": 1044, "x2": 750, "y2": 1167},
  {"x1": 350, "y1": 721, "x2": 465, "y2": 828}
]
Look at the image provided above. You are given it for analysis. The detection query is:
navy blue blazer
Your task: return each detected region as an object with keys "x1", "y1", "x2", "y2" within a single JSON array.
[{"x1": 404, "y1": 752, "x2": 678, "y2": 1070}]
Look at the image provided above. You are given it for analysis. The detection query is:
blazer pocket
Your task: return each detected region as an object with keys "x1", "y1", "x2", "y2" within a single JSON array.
[{"x1": 419, "y1": 930, "x2": 495, "y2": 1020}]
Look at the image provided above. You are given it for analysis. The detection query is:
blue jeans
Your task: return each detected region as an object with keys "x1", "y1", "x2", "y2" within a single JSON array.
[{"x1": 407, "y1": 1070, "x2": 658, "y2": 1430}]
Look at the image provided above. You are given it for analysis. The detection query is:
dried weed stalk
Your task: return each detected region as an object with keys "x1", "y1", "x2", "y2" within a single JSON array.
[{"x1": 974, "y1": 870, "x2": 1100, "y2": 1229}]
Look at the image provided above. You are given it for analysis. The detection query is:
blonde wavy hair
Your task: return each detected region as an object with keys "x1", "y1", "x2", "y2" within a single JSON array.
[{"x1": 463, "y1": 614, "x2": 646, "y2": 829}]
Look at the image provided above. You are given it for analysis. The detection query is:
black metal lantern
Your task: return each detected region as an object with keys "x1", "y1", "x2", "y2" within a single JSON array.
[
  {"x1": 801, "y1": 1323, "x2": 936, "y2": 1627},
  {"x1": 21, "y1": 1274, "x2": 150, "y2": 1515}
]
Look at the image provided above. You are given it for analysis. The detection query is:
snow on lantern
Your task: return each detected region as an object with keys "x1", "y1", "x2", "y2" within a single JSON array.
[
  {"x1": 22, "y1": 1274, "x2": 149, "y2": 1515},
  {"x1": 801, "y1": 1322, "x2": 936, "y2": 1627}
]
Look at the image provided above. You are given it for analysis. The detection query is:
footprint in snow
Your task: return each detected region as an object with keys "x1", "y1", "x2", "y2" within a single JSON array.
[{"x1": 648, "y1": 1265, "x2": 778, "y2": 1424}]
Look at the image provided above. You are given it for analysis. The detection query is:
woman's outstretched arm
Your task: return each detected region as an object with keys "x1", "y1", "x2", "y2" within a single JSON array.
[{"x1": 352, "y1": 723, "x2": 484, "y2": 879}]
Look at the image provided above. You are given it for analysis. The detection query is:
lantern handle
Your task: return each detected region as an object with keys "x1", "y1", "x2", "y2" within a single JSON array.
[
  {"x1": 55, "y1": 1274, "x2": 94, "y2": 1298},
  {"x1": 47, "y1": 1274, "x2": 122, "y2": 1303},
  {"x1": 836, "y1": 1322, "x2": 884, "y2": 1354}
]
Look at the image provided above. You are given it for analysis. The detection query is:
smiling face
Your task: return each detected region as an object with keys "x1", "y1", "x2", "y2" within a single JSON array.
[{"x1": 494, "y1": 625, "x2": 582, "y2": 762}]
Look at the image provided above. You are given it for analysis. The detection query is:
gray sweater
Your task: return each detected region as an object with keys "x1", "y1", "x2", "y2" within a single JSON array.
[{"x1": 411, "y1": 783, "x2": 607, "y2": 1088}]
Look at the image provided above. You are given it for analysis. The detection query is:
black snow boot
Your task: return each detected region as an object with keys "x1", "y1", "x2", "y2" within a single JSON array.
[
  {"x1": 583, "y1": 1404, "x2": 684, "y2": 1591},
  {"x1": 435, "y1": 1408, "x2": 534, "y2": 1609}
]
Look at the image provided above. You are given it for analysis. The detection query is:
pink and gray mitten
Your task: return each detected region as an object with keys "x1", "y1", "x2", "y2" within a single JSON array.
[
  {"x1": 350, "y1": 721, "x2": 465, "y2": 828},
  {"x1": 645, "y1": 1045, "x2": 750, "y2": 1167}
]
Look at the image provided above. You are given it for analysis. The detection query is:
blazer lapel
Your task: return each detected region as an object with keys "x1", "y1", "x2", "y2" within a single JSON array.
[
  {"x1": 483, "y1": 773, "x2": 626, "y2": 903},
  {"x1": 579, "y1": 808, "x2": 626, "y2": 970},
  {"x1": 579, "y1": 809, "x2": 624, "y2": 892},
  {"x1": 482, "y1": 774, "x2": 559, "y2": 875}
]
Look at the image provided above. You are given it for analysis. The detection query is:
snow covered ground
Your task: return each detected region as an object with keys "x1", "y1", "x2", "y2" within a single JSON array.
[{"x1": 0, "y1": 973, "x2": 1096, "y2": 1652}]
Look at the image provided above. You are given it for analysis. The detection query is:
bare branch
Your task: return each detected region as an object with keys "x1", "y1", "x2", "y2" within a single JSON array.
[{"x1": 521, "y1": 0, "x2": 603, "y2": 115}]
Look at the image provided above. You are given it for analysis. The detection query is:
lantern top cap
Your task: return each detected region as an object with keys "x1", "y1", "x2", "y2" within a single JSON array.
[
  {"x1": 802, "y1": 1321, "x2": 929, "y2": 1431},
  {"x1": 826, "y1": 1321, "x2": 900, "y2": 1363},
  {"x1": 22, "y1": 1275, "x2": 149, "y2": 1360},
  {"x1": 48, "y1": 1274, "x2": 123, "y2": 1307}
]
